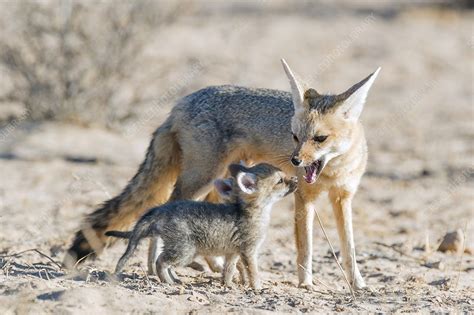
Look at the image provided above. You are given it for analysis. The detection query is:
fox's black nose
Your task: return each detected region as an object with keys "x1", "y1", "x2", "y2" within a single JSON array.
[{"x1": 291, "y1": 156, "x2": 302, "y2": 166}]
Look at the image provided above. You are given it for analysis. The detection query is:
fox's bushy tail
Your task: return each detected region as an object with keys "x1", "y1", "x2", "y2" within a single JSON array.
[
  {"x1": 63, "y1": 118, "x2": 180, "y2": 268},
  {"x1": 105, "y1": 230, "x2": 132, "y2": 239}
]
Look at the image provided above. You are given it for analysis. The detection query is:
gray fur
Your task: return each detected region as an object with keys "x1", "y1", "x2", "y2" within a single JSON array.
[
  {"x1": 67, "y1": 85, "x2": 355, "y2": 263},
  {"x1": 108, "y1": 163, "x2": 297, "y2": 290},
  {"x1": 303, "y1": 88, "x2": 343, "y2": 114}
]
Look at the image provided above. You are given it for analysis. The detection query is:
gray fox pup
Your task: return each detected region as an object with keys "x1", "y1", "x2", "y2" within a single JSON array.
[
  {"x1": 106, "y1": 163, "x2": 297, "y2": 289},
  {"x1": 65, "y1": 59, "x2": 380, "y2": 291}
]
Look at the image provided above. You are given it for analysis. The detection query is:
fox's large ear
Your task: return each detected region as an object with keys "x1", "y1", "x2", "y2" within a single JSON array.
[
  {"x1": 335, "y1": 67, "x2": 381, "y2": 121},
  {"x1": 236, "y1": 172, "x2": 257, "y2": 194},
  {"x1": 281, "y1": 59, "x2": 306, "y2": 112},
  {"x1": 214, "y1": 178, "x2": 234, "y2": 199}
]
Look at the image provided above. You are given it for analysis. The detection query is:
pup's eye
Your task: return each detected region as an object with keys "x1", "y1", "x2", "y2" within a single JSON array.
[
  {"x1": 292, "y1": 133, "x2": 299, "y2": 142},
  {"x1": 313, "y1": 135, "x2": 328, "y2": 143},
  {"x1": 277, "y1": 178, "x2": 283, "y2": 184}
]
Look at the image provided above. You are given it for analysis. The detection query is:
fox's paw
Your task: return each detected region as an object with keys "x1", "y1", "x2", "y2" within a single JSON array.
[
  {"x1": 352, "y1": 278, "x2": 367, "y2": 291},
  {"x1": 250, "y1": 281, "x2": 262, "y2": 292},
  {"x1": 298, "y1": 281, "x2": 314, "y2": 291}
]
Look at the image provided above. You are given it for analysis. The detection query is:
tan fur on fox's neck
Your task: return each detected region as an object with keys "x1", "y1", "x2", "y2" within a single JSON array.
[{"x1": 321, "y1": 121, "x2": 367, "y2": 186}]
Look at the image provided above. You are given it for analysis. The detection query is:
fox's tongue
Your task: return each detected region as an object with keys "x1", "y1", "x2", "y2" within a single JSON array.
[
  {"x1": 303, "y1": 166, "x2": 316, "y2": 184},
  {"x1": 304, "y1": 160, "x2": 321, "y2": 184},
  {"x1": 303, "y1": 163, "x2": 317, "y2": 184}
]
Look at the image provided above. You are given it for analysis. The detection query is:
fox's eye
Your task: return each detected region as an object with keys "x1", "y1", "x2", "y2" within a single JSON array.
[
  {"x1": 313, "y1": 135, "x2": 328, "y2": 143},
  {"x1": 292, "y1": 133, "x2": 299, "y2": 142},
  {"x1": 277, "y1": 178, "x2": 283, "y2": 184}
]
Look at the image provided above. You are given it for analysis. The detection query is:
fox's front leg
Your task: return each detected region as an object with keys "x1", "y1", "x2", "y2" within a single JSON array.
[
  {"x1": 294, "y1": 189, "x2": 316, "y2": 288},
  {"x1": 329, "y1": 187, "x2": 366, "y2": 290}
]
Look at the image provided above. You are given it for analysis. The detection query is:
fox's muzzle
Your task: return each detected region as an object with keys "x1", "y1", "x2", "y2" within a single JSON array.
[{"x1": 291, "y1": 155, "x2": 302, "y2": 167}]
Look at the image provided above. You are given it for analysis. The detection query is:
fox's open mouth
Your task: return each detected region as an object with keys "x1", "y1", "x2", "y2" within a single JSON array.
[{"x1": 303, "y1": 159, "x2": 325, "y2": 184}]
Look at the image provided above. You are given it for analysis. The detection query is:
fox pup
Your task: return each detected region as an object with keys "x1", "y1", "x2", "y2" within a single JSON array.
[
  {"x1": 66, "y1": 60, "x2": 379, "y2": 290},
  {"x1": 106, "y1": 163, "x2": 297, "y2": 289}
]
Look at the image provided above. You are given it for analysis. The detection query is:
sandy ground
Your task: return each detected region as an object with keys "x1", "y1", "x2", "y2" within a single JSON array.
[{"x1": 0, "y1": 2, "x2": 473, "y2": 314}]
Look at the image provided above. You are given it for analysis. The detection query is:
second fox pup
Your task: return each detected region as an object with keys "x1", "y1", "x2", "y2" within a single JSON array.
[{"x1": 106, "y1": 163, "x2": 297, "y2": 290}]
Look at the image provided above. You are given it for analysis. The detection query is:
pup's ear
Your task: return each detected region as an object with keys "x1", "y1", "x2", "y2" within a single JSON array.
[
  {"x1": 236, "y1": 172, "x2": 257, "y2": 194},
  {"x1": 281, "y1": 58, "x2": 306, "y2": 113},
  {"x1": 214, "y1": 179, "x2": 234, "y2": 199},
  {"x1": 335, "y1": 67, "x2": 381, "y2": 121},
  {"x1": 228, "y1": 163, "x2": 247, "y2": 178}
]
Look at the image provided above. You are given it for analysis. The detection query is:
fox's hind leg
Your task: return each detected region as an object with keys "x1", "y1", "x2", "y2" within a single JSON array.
[
  {"x1": 169, "y1": 136, "x2": 233, "y2": 202},
  {"x1": 170, "y1": 163, "x2": 223, "y2": 201}
]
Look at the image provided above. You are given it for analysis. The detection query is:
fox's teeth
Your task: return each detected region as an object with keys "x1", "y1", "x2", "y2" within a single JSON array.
[
  {"x1": 303, "y1": 160, "x2": 324, "y2": 184},
  {"x1": 303, "y1": 164, "x2": 316, "y2": 183}
]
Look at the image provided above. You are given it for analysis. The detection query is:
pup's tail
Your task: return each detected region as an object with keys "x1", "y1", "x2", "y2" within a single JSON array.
[
  {"x1": 114, "y1": 218, "x2": 156, "y2": 273},
  {"x1": 63, "y1": 117, "x2": 181, "y2": 269},
  {"x1": 105, "y1": 230, "x2": 132, "y2": 239}
]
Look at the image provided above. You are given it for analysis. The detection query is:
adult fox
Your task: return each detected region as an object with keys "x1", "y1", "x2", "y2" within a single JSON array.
[{"x1": 64, "y1": 59, "x2": 380, "y2": 290}]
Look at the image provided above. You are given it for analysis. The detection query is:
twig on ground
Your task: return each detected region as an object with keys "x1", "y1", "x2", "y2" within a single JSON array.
[
  {"x1": 313, "y1": 209, "x2": 356, "y2": 299},
  {"x1": 374, "y1": 241, "x2": 424, "y2": 263},
  {"x1": 0, "y1": 248, "x2": 63, "y2": 270},
  {"x1": 73, "y1": 252, "x2": 95, "y2": 269},
  {"x1": 424, "y1": 229, "x2": 431, "y2": 253},
  {"x1": 313, "y1": 276, "x2": 337, "y2": 293},
  {"x1": 1, "y1": 259, "x2": 10, "y2": 270},
  {"x1": 454, "y1": 222, "x2": 468, "y2": 290},
  {"x1": 297, "y1": 263, "x2": 339, "y2": 293},
  {"x1": 41, "y1": 268, "x2": 51, "y2": 281},
  {"x1": 139, "y1": 265, "x2": 153, "y2": 289}
]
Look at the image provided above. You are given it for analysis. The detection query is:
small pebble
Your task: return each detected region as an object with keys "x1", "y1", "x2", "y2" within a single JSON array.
[{"x1": 437, "y1": 229, "x2": 464, "y2": 254}]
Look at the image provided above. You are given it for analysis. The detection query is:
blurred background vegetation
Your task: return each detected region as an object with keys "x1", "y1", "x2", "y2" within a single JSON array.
[
  {"x1": 0, "y1": 0, "x2": 191, "y2": 128},
  {"x1": 0, "y1": 0, "x2": 471, "y2": 131}
]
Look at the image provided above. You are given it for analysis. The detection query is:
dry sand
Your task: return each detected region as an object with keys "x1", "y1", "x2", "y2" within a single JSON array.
[{"x1": 0, "y1": 2, "x2": 473, "y2": 313}]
